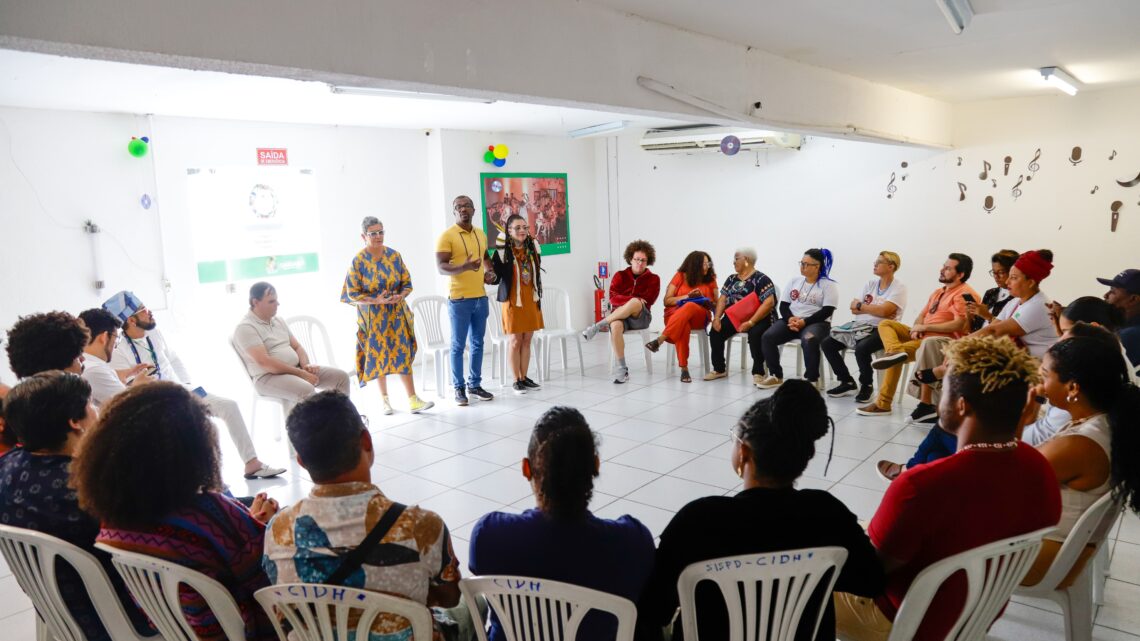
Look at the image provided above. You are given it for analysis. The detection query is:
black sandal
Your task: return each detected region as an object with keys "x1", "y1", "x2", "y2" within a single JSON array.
[
  {"x1": 914, "y1": 368, "x2": 938, "y2": 385},
  {"x1": 680, "y1": 368, "x2": 692, "y2": 383}
]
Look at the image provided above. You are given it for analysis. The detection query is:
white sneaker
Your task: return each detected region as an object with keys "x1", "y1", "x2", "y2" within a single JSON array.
[
  {"x1": 382, "y1": 399, "x2": 395, "y2": 415},
  {"x1": 582, "y1": 324, "x2": 601, "y2": 341},
  {"x1": 613, "y1": 367, "x2": 629, "y2": 384}
]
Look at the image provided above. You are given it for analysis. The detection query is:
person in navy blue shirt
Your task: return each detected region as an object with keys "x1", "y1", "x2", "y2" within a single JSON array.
[{"x1": 468, "y1": 406, "x2": 654, "y2": 641}]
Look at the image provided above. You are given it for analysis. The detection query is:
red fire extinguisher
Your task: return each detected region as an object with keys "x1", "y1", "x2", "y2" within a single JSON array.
[{"x1": 594, "y1": 275, "x2": 606, "y2": 323}]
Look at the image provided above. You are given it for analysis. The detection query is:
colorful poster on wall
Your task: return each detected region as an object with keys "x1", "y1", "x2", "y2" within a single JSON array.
[
  {"x1": 186, "y1": 167, "x2": 321, "y2": 283},
  {"x1": 480, "y1": 173, "x2": 570, "y2": 255}
]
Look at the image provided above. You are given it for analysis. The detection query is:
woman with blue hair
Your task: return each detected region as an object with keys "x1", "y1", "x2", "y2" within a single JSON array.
[{"x1": 756, "y1": 248, "x2": 840, "y2": 389}]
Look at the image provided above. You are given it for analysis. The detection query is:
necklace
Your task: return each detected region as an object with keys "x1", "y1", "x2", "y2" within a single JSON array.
[
  {"x1": 876, "y1": 279, "x2": 891, "y2": 297},
  {"x1": 961, "y1": 440, "x2": 1019, "y2": 451}
]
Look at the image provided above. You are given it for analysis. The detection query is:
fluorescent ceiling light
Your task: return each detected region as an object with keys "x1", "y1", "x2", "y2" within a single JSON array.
[
  {"x1": 568, "y1": 121, "x2": 628, "y2": 138},
  {"x1": 1039, "y1": 67, "x2": 1080, "y2": 96},
  {"x1": 329, "y1": 85, "x2": 496, "y2": 104},
  {"x1": 935, "y1": 0, "x2": 973, "y2": 34}
]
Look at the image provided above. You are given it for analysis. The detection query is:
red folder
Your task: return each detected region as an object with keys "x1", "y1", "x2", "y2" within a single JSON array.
[{"x1": 725, "y1": 291, "x2": 761, "y2": 328}]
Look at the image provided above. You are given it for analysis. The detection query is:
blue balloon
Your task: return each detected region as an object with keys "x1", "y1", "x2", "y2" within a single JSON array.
[{"x1": 493, "y1": 158, "x2": 506, "y2": 167}]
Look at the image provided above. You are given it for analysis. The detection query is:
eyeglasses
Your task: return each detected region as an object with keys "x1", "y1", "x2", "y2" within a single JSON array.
[
  {"x1": 799, "y1": 261, "x2": 820, "y2": 269},
  {"x1": 728, "y1": 425, "x2": 745, "y2": 444},
  {"x1": 631, "y1": 258, "x2": 648, "y2": 264},
  {"x1": 359, "y1": 414, "x2": 370, "y2": 429},
  {"x1": 508, "y1": 226, "x2": 528, "y2": 233},
  {"x1": 365, "y1": 230, "x2": 385, "y2": 238},
  {"x1": 873, "y1": 259, "x2": 895, "y2": 267},
  {"x1": 929, "y1": 291, "x2": 945, "y2": 315},
  {"x1": 988, "y1": 269, "x2": 1007, "y2": 277}
]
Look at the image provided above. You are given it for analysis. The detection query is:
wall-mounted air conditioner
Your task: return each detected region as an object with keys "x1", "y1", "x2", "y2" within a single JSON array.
[{"x1": 639, "y1": 126, "x2": 802, "y2": 154}]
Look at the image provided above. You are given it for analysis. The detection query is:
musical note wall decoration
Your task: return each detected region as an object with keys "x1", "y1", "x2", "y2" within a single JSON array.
[
  {"x1": 1109, "y1": 150, "x2": 1117, "y2": 160},
  {"x1": 1117, "y1": 172, "x2": 1140, "y2": 188},
  {"x1": 886, "y1": 172, "x2": 897, "y2": 199},
  {"x1": 991, "y1": 178, "x2": 997, "y2": 188},
  {"x1": 1003, "y1": 156, "x2": 1012, "y2": 176},
  {"x1": 1111, "y1": 201, "x2": 1122, "y2": 232},
  {"x1": 902, "y1": 173, "x2": 909, "y2": 182},
  {"x1": 957, "y1": 182, "x2": 967, "y2": 202},
  {"x1": 1069, "y1": 146, "x2": 1083, "y2": 165},
  {"x1": 1026, "y1": 149, "x2": 1041, "y2": 181},
  {"x1": 1011, "y1": 175, "x2": 1024, "y2": 201},
  {"x1": 1091, "y1": 186, "x2": 1099, "y2": 195},
  {"x1": 901, "y1": 161, "x2": 909, "y2": 168},
  {"x1": 979, "y1": 160, "x2": 991, "y2": 181},
  {"x1": 983, "y1": 195, "x2": 995, "y2": 213},
  {"x1": 957, "y1": 157, "x2": 963, "y2": 167}
]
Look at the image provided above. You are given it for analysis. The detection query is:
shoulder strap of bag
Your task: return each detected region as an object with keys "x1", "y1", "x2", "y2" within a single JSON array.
[{"x1": 326, "y1": 502, "x2": 406, "y2": 586}]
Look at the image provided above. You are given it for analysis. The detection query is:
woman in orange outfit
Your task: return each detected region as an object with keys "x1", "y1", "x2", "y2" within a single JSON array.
[{"x1": 645, "y1": 251, "x2": 718, "y2": 382}]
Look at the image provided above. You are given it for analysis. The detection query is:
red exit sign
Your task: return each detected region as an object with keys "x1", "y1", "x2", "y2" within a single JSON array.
[{"x1": 257, "y1": 148, "x2": 288, "y2": 165}]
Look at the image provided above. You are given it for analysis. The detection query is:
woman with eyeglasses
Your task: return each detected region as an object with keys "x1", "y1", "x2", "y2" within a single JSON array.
[
  {"x1": 490, "y1": 214, "x2": 544, "y2": 394},
  {"x1": 635, "y1": 380, "x2": 884, "y2": 641},
  {"x1": 644, "y1": 250, "x2": 719, "y2": 383},
  {"x1": 703, "y1": 248, "x2": 777, "y2": 383},
  {"x1": 967, "y1": 249, "x2": 1019, "y2": 330},
  {"x1": 757, "y1": 248, "x2": 840, "y2": 389},
  {"x1": 968, "y1": 249, "x2": 1057, "y2": 358},
  {"x1": 342, "y1": 216, "x2": 433, "y2": 415}
]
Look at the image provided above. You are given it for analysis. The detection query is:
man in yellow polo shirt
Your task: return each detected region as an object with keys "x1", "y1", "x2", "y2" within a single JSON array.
[{"x1": 436, "y1": 195, "x2": 497, "y2": 406}]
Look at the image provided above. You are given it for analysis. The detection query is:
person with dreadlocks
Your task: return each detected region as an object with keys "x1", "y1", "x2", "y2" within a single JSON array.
[
  {"x1": 836, "y1": 336, "x2": 1060, "y2": 641},
  {"x1": 469, "y1": 406, "x2": 654, "y2": 641},
  {"x1": 1020, "y1": 325, "x2": 1140, "y2": 585},
  {"x1": 490, "y1": 213, "x2": 544, "y2": 394},
  {"x1": 636, "y1": 380, "x2": 883, "y2": 641},
  {"x1": 756, "y1": 248, "x2": 840, "y2": 389}
]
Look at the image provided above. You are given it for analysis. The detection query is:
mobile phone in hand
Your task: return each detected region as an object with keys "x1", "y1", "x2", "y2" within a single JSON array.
[{"x1": 962, "y1": 293, "x2": 976, "y2": 303}]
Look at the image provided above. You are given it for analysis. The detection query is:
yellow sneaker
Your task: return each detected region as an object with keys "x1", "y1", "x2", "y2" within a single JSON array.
[{"x1": 409, "y1": 395, "x2": 435, "y2": 414}]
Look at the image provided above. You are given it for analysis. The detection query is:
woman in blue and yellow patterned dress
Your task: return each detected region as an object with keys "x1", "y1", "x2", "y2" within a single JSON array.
[{"x1": 341, "y1": 216, "x2": 433, "y2": 415}]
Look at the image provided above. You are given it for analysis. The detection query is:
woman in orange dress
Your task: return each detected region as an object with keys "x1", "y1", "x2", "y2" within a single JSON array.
[
  {"x1": 491, "y1": 214, "x2": 544, "y2": 394},
  {"x1": 645, "y1": 251, "x2": 718, "y2": 382}
]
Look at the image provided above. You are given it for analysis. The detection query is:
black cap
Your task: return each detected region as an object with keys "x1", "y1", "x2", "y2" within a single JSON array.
[{"x1": 1096, "y1": 269, "x2": 1140, "y2": 295}]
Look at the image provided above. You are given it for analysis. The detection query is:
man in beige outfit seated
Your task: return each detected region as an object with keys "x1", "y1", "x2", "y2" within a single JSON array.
[{"x1": 233, "y1": 282, "x2": 351, "y2": 414}]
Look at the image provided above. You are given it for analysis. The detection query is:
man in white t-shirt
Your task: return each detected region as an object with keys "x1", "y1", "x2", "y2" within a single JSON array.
[
  {"x1": 821, "y1": 251, "x2": 908, "y2": 402},
  {"x1": 104, "y1": 291, "x2": 285, "y2": 480},
  {"x1": 77, "y1": 308, "x2": 154, "y2": 407}
]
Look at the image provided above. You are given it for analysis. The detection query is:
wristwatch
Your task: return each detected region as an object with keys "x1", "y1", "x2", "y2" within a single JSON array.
[{"x1": 856, "y1": 302, "x2": 863, "y2": 311}]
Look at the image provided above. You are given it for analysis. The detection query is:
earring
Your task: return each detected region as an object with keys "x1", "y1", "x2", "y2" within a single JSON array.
[
  {"x1": 1066, "y1": 392, "x2": 1078, "y2": 403},
  {"x1": 734, "y1": 465, "x2": 744, "y2": 479}
]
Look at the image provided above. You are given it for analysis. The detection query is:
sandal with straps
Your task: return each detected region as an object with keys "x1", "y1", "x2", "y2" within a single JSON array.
[{"x1": 680, "y1": 368, "x2": 692, "y2": 383}]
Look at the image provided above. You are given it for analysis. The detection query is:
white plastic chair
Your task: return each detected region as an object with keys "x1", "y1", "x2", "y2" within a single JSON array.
[
  {"x1": 677, "y1": 547, "x2": 847, "y2": 641},
  {"x1": 723, "y1": 332, "x2": 750, "y2": 371},
  {"x1": 286, "y1": 315, "x2": 358, "y2": 387},
  {"x1": 487, "y1": 301, "x2": 544, "y2": 387},
  {"x1": 885, "y1": 526, "x2": 1053, "y2": 641},
  {"x1": 255, "y1": 583, "x2": 435, "y2": 641},
  {"x1": 0, "y1": 525, "x2": 154, "y2": 641},
  {"x1": 230, "y1": 340, "x2": 288, "y2": 446},
  {"x1": 96, "y1": 542, "x2": 248, "y2": 641},
  {"x1": 608, "y1": 327, "x2": 654, "y2": 376},
  {"x1": 536, "y1": 287, "x2": 585, "y2": 380},
  {"x1": 460, "y1": 575, "x2": 637, "y2": 641},
  {"x1": 1014, "y1": 494, "x2": 1124, "y2": 641},
  {"x1": 409, "y1": 296, "x2": 451, "y2": 397},
  {"x1": 665, "y1": 329, "x2": 712, "y2": 376}
]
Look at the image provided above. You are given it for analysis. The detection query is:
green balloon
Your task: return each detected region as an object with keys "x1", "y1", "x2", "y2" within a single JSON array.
[
  {"x1": 127, "y1": 139, "x2": 148, "y2": 158},
  {"x1": 483, "y1": 150, "x2": 495, "y2": 163}
]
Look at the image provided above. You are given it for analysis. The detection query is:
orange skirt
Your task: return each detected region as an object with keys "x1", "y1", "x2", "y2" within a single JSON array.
[{"x1": 503, "y1": 281, "x2": 544, "y2": 334}]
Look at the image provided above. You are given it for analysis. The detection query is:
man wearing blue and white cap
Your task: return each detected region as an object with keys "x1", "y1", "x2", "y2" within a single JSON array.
[
  {"x1": 1097, "y1": 268, "x2": 1140, "y2": 366},
  {"x1": 104, "y1": 291, "x2": 285, "y2": 480}
]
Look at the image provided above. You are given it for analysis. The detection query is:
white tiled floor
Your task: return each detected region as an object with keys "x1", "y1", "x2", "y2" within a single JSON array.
[{"x1": 3, "y1": 338, "x2": 1138, "y2": 640}]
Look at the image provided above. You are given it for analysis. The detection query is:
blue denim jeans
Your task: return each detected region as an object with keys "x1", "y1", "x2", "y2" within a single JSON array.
[
  {"x1": 448, "y1": 296, "x2": 488, "y2": 390},
  {"x1": 906, "y1": 423, "x2": 957, "y2": 469}
]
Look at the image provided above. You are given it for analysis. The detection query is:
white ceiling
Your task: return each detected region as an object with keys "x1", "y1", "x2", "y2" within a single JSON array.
[
  {"x1": 0, "y1": 49, "x2": 689, "y2": 135},
  {"x1": 587, "y1": 0, "x2": 1140, "y2": 102}
]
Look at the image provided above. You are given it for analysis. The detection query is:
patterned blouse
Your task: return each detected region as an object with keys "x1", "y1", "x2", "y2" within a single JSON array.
[
  {"x1": 720, "y1": 270, "x2": 776, "y2": 307},
  {"x1": 0, "y1": 449, "x2": 152, "y2": 641},
  {"x1": 98, "y1": 492, "x2": 275, "y2": 641},
  {"x1": 263, "y1": 482, "x2": 461, "y2": 641}
]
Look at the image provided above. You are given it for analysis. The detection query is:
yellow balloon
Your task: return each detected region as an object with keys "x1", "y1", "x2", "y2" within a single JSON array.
[{"x1": 493, "y1": 144, "x2": 509, "y2": 160}]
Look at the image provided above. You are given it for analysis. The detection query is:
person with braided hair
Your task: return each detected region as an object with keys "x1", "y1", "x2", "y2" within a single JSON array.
[
  {"x1": 1020, "y1": 326, "x2": 1140, "y2": 585},
  {"x1": 836, "y1": 336, "x2": 1060, "y2": 641},
  {"x1": 490, "y1": 214, "x2": 544, "y2": 394},
  {"x1": 469, "y1": 406, "x2": 654, "y2": 641},
  {"x1": 637, "y1": 380, "x2": 883, "y2": 641}
]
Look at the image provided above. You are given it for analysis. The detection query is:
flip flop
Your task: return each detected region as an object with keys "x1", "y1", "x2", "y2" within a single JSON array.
[{"x1": 680, "y1": 369, "x2": 692, "y2": 383}]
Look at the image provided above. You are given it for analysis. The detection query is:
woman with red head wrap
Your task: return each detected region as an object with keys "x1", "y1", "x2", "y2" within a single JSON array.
[{"x1": 971, "y1": 249, "x2": 1058, "y2": 357}]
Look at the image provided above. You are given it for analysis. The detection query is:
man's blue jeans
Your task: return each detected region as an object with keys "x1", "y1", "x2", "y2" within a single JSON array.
[
  {"x1": 906, "y1": 423, "x2": 958, "y2": 469},
  {"x1": 448, "y1": 296, "x2": 489, "y2": 390}
]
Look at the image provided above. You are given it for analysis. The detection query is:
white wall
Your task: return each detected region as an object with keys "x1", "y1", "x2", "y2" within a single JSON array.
[
  {"x1": 0, "y1": 107, "x2": 436, "y2": 382},
  {"x1": 607, "y1": 85, "x2": 1140, "y2": 323}
]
